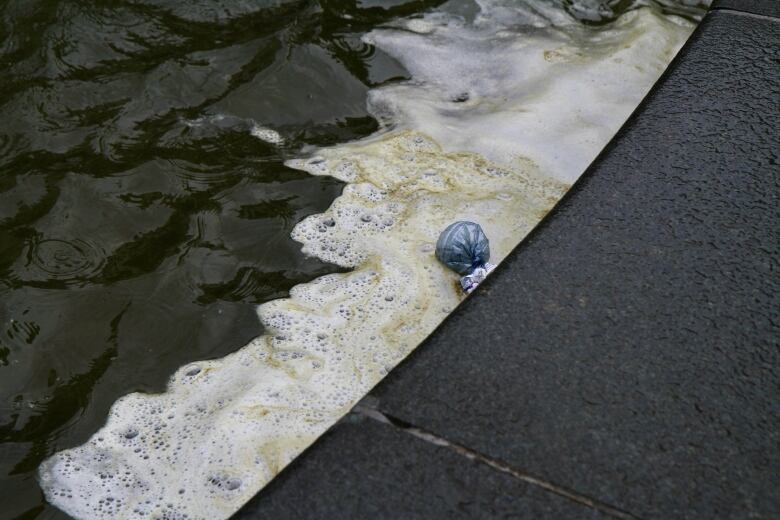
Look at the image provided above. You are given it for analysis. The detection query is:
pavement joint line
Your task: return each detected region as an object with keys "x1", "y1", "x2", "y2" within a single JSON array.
[
  {"x1": 709, "y1": 7, "x2": 780, "y2": 21},
  {"x1": 352, "y1": 404, "x2": 640, "y2": 520}
]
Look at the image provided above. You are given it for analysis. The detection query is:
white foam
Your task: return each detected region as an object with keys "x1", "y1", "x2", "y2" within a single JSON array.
[
  {"x1": 250, "y1": 124, "x2": 284, "y2": 145},
  {"x1": 39, "y1": 2, "x2": 697, "y2": 518},
  {"x1": 179, "y1": 114, "x2": 285, "y2": 145},
  {"x1": 365, "y1": 1, "x2": 694, "y2": 182}
]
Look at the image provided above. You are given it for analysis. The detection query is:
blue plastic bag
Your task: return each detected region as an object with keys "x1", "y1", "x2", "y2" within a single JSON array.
[{"x1": 435, "y1": 221, "x2": 491, "y2": 276}]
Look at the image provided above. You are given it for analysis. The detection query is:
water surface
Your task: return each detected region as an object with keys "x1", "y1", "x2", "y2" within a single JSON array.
[{"x1": 0, "y1": 1, "x2": 425, "y2": 517}]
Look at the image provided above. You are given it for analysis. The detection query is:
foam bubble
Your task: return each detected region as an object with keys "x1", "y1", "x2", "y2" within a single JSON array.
[
  {"x1": 39, "y1": 2, "x2": 697, "y2": 518},
  {"x1": 177, "y1": 114, "x2": 285, "y2": 145},
  {"x1": 249, "y1": 125, "x2": 284, "y2": 145}
]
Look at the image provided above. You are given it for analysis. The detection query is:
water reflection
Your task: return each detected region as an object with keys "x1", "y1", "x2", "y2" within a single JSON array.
[{"x1": 0, "y1": 0, "x2": 423, "y2": 517}]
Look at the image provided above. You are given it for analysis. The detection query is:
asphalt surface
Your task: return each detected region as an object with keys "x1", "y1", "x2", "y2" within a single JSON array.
[{"x1": 237, "y1": 3, "x2": 780, "y2": 519}]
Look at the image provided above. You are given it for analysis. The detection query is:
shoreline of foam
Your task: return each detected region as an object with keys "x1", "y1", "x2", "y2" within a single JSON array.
[{"x1": 39, "y1": 3, "x2": 700, "y2": 518}]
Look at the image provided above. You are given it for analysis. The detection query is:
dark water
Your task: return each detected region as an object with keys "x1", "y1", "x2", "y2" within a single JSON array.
[
  {"x1": 0, "y1": 0, "x2": 428, "y2": 517},
  {"x1": 0, "y1": 0, "x2": 706, "y2": 518}
]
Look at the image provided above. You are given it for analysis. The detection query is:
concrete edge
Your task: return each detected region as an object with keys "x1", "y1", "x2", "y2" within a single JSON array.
[{"x1": 711, "y1": 0, "x2": 780, "y2": 18}]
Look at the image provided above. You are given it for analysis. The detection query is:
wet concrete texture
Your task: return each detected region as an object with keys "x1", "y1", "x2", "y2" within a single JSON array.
[{"x1": 235, "y1": 415, "x2": 611, "y2": 519}]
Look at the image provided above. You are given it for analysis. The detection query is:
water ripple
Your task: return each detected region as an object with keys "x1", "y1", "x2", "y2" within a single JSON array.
[{"x1": 26, "y1": 238, "x2": 106, "y2": 286}]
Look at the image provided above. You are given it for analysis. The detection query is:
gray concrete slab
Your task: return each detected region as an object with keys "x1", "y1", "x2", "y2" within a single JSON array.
[
  {"x1": 712, "y1": 0, "x2": 780, "y2": 18},
  {"x1": 234, "y1": 415, "x2": 609, "y2": 519},
  {"x1": 369, "y1": 10, "x2": 780, "y2": 519}
]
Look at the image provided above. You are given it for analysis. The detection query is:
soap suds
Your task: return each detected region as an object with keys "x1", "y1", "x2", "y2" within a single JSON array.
[
  {"x1": 249, "y1": 125, "x2": 284, "y2": 146},
  {"x1": 39, "y1": 2, "x2": 698, "y2": 518}
]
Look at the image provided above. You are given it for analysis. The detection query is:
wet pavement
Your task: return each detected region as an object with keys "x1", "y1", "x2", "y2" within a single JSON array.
[{"x1": 237, "y1": 2, "x2": 780, "y2": 518}]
